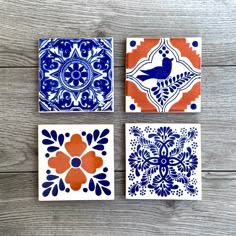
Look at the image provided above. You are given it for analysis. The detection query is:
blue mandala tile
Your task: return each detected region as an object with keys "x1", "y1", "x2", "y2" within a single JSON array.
[
  {"x1": 38, "y1": 38, "x2": 114, "y2": 112},
  {"x1": 38, "y1": 125, "x2": 114, "y2": 201},
  {"x1": 126, "y1": 123, "x2": 201, "y2": 200}
]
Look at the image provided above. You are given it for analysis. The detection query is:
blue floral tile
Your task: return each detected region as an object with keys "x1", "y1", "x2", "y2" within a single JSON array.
[
  {"x1": 126, "y1": 123, "x2": 201, "y2": 200},
  {"x1": 38, "y1": 125, "x2": 114, "y2": 200},
  {"x1": 39, "y1": 38, "x2": 113, "y2": 112}
]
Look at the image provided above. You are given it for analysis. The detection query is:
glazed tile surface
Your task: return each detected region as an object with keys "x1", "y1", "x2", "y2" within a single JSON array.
[
  {"x1": 126, "y1": 38, "x2": 201, "y2": 112},
  {"x1": 38, "y1": 125, "x2": 114, "y2": 200},
  {"x1": 126, "y1": 124, "x2": 201, "y2": 200},
  {"x1": 39, "y1": 38, "x2": 113, "y2": 112}
]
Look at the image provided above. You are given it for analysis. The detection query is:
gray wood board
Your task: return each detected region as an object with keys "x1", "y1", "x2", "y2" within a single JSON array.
[
  {"x1": 0, "y1": 0, "x2": 235, "y2": 67},
  {"x1": 0, "y1": 67, "x2": 235, "y2": 172},
  {"x1": 0, "y1": 0, "x2": 236, "y2": 235},
  {"x1": 0, "y1": 172, "x2": 235, "y2": 236}
]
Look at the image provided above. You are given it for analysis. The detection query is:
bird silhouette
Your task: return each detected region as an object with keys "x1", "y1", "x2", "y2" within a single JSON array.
[{"x1": 137, "y1": 57, "x2": 173, "y2": 81}]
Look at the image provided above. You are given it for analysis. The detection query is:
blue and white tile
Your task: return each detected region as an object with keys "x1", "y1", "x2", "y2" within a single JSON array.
[
  {"x1": 126, "y1": 123, "x2": 201, "y2": 200},
  {"x1": 39, "y1": 38, "x2": 113, "y2": 112}
]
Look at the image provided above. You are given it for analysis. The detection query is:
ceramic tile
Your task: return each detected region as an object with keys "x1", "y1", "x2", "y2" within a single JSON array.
[
  {"x1": 38, "y1": 125, "x2": 114, "y2": 201},
  {"x1": 126, "y1": 123, "x2": 201, "y2": 200},
  {"x1": 39, "y1": 38, "x2": 113, "y2": 112},
  {"x1": 126, "y1": 38, "x2": 201, "y2": 112}
]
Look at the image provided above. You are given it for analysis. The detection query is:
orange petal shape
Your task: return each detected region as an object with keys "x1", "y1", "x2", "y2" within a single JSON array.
[
  {"x1": 81, "y1": 151, "x2": 103, "y2": 174},
  {"x1": 65, "y1": 134, "x2": 87, "y2": 157},
  {"x1": 65, "y1": 168, "x2": 86, "y2": 191},
  {"x1": 48, "y1": 151, "x2": 70, "y2": 174}
]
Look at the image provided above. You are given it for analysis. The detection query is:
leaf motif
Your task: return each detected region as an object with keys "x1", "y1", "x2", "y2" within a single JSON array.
[
  {"x1": 147, "y1": 166, "x2": 158, "y2": 175},
  {"x1": 42, "y1": 187, "x2": 51, "y2": 197},
  {"x1": 59, "y1": 178, "x2": 65, "y2": 191},
  {"x1": 93, "y1": 129, "x2": 100, "y2": 141},
  {"x1": 95, "y1": 183, "x2": 102, "y2": 196},
  {"x1": 47, "y1": 175, "x2": 59, "y2": 181},
  {"x1": 141, "y1": 173, "x2": 149, "y2": 186},
  {"x1": 130, "y1": 183, "x2": 139, "y2": 194},
  {"x1": 52, "y1": 184, "x2": 58, "y2": 196},
  {"x1": 132, "y1": 128, "x2": 142, "y2": 137},
  {"x1": 58, "y1": 134, "x2": 64, "y2": 146},
  {"x1": 98, "y1": 180, "x2": 110, "y2": 186},
  {"x1": 47, "y1": 146, "x2": 59, "y2": 152},
  {"x1": 178, "y1": 137, "x2": 187, "y2": 148},
  {"x1": 94, "y1": 173, "x2": 106, "y2": 180},
  {"x1": 42, "y1": 139, "x2": 54, "y2": 145},
  {"x1": 51, "y1": 130, "x2": 57, "y2": 141},
  {"x1": 89, "y1": 178, "x2": 95, "y2": 191},
  {"x1": 92, "y1": 144, "x2": 104, "y2": 151},
  {"x1": 100, "y1": 129, "x2": 109, "y2": 138},
  {"x1": 86, "y1": 133, "x2": 92, "y2": 145},
  {"x1": 42, "y1": 129, "x2": 51, "y2": 138},
  {"x1": 42, "y1": 182, "x2": 54, "y2": 188},
  {"x1": 97, "y1": 138, "x2": 108, "y2": 144},
  {"x1": 101, "y1": 186, "x2": 111, "y2": 195},
  {"x1": 151, "y1": 87, "x2": 158, "y2": 91},
  {"x1": 135, "y1": 168, "x2": 140, "y2": 177}
]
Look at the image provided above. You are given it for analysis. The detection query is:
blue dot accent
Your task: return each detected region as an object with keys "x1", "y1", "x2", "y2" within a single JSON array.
[
  {"x1": 82, "y1": 131, "x2": 86, "y2": 136},
  {"x1": 102, "y1": 151, "x2": 107, "y2": 156},
  {"x1": 162, "y1": 53, "x2": 166, "y2": 57},
  {"x1": 130, "y1": 104, "x2": 136, "y2": 110},
  {"x1": 65, "y1": 188, "x2": 70, "y2": 193},
  {"x1": 65, "y1": 133, "x2": 70, "y2": 137},
  {"x1": 191, "y1": 103, "x2": 197, "y2": 110},
  {"x1": 46, "y1": 170, "x2": 51, "y2": 174},
  {"x1": 103, "y1": 167, "x2": 108, "y2": 172},
  {"x1": 83, "y1": 188, "x2": 88, "y2": 192},
  {"x1": 192, "y1": 41, "x2": 198, "y2": 47},
  {"x1": 71, "y1": 157, "x2": 81, "y2": 168},
  {"x1": 130, "y1": 40, "x2": 136, "y2": 47},
  {"x1": 159, "y1": 50, "x2": 162, "y2": 54},
  {"x1": 45, "y1": 153, "x2": 49, "y2": 158},
  {"x1": 166, "y1": 50, "x2": 169, "y2": 54},
  {"x1": 162, "y1": 46, "x2": 166, "y2": 50}
]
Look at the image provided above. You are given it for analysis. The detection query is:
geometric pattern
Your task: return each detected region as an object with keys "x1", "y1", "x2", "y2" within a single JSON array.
[
  {"x1": 126, "y1": 123, "x2": 201, "y2": 200},
  {"x1": 126, "y1": 38, "x2": 201, "y2": 112},
  {"x1": 38, "y1": 125, "x2": 114, "y2": 201},
  {"x1": 39, "y1": 38, "x2": 113, "y2": 112}
]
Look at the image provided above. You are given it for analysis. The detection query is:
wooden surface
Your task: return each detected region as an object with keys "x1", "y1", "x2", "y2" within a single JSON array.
[{"x1": 0, "y1": 0, "x2": 235, "y2": 235}]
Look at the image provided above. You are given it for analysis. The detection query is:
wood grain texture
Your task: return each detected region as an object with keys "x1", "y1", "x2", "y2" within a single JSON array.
[
  {"x1": 0, "y1": 0, "x2": 235, "y2": 67},
  {"x1": 0, "y1": 67, "x2": 235, "y2": 171},
  {"x1": 0, "y1": 0, "x2": 236, "y2": 234},
  {"x1": 0, "y1": 172, "x2": 235, "y2": 236}
]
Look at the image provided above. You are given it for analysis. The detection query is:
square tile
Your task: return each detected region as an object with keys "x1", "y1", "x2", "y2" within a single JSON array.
[
  {"x1": 39, "y1": 38, "x2": 114, "y2": 112},
  {"x1": 126, "y1": 38, "x2": 201, "y2": 112},
  {"x1": 38, "y1": 125, "x2": 114, "y2": 201},
  {"x1": 126, "y1": 123, "x2": 201, "y2": 200}
]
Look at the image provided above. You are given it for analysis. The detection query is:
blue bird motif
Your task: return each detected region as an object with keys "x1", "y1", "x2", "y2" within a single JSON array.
[{"x1": 137, "y1": 57, "x2": 173, "y2": 81}]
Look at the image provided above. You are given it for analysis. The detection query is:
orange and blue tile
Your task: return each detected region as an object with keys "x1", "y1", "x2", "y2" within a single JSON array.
[
  {"x1": 38, "y1": 125, "x2": 114, "y2": 201},
  {"x1": 126, "y1": 38, "x2": 201, "y2": 112}
]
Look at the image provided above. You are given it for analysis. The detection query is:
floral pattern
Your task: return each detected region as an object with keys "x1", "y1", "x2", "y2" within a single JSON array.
[
  {"x1": 126, "y1": 124, "x2": 201, "y2": 199},
  {"x1": 126, "y1": 38, "x2": 201, "y2": 112},
  {"x1": 38, "y1": 125, "x2": 114, "y2": 200},
  {"x1": 39, "y1": 38, "x2": 113, "y2": 112}
]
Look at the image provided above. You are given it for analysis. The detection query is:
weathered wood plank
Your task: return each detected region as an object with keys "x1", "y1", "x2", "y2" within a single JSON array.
[
  {"x1": 0, "y1": 172, "x2": 235, "y2": 235},
  {"x1": 0, "y1": 0, "x2": 235, "y2": 67},
  {"x1": 0, "y1": 67, "x2": 235, "y2": 171}
]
